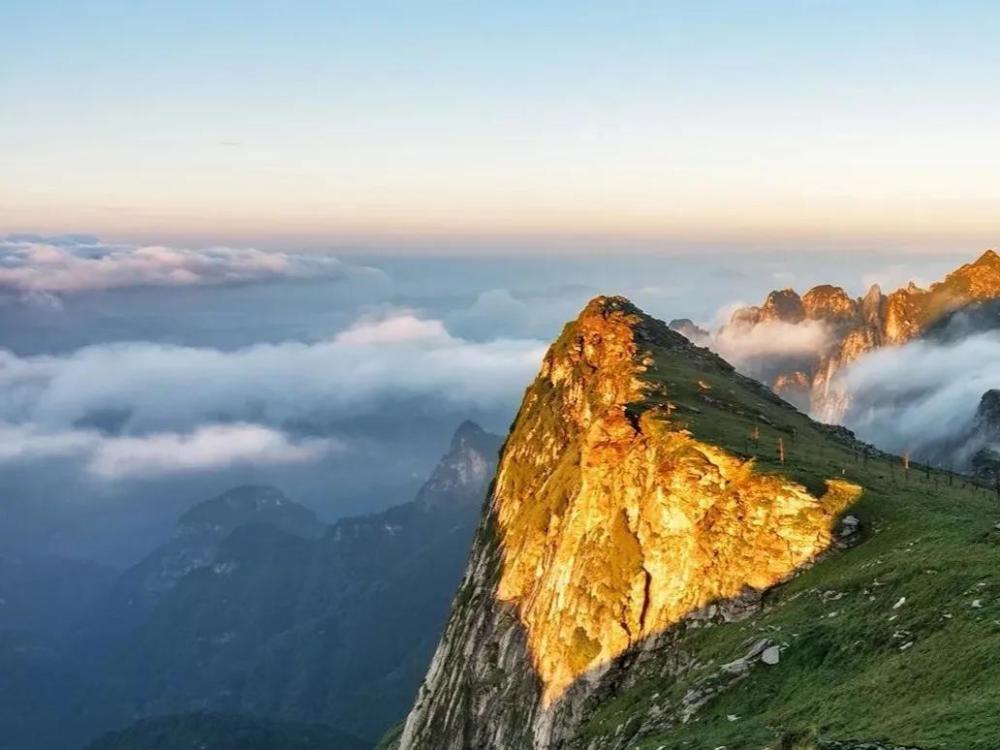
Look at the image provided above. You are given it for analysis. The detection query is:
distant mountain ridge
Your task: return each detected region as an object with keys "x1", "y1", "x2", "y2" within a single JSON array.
[
  {"x1": 106, "y1": 485, "x2": 323, "y2": 630},
  {"x1": 415, "y1": 420, "x2": 498, "y2": 511},
  {"x1": 86, "y1": 421, "x2": 503, "y2": 746},
  {"x1": 722, "y1": 250, "x2": 1000, "y2": 418}
]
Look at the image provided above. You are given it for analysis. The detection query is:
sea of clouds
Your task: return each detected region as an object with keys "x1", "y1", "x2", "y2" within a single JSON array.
[
  {"x1": 0, "y1": 311, "x2": 544, "y2": 480},
  {"x1": 2, "y1": 235, "x2": 990, "y2": 559}
]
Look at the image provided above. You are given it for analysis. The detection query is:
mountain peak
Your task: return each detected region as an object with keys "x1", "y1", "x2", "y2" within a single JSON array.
[
  {"x1": 863, "y1": 282, "x2": 883, "y2": 300},
  {"x1": 940, "y1": 249, "x2": 1000, "y2": 299},
  {"x1": 176, "y1": 485, "x2": 321, "y2": 539},
  {"x1": 973, "y1": 248, "x2": 1000, "y2": 267},
  {"x1": 580, "y1": 294, "x2": 640, "y2": 316},
  {"x1": 178, "y1": 485, "x2": 287, "y2": 525},
  {"x1": 400, "y1": 298, "x2": 862, "y2": 749},
  {"x1": 415, "y1": 421, "x2": 502, "y2": 512},
  {"x1": 802, "y1": 284, "x2": 856, "y2": 322},
  {"x1": 450, "y1": 419, "x2": 488, "y2": 447}
]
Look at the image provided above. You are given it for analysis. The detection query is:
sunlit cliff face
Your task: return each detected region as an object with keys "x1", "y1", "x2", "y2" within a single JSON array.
[{"x1": 492, "y1": 298, "x2": 861, "y2": 706}]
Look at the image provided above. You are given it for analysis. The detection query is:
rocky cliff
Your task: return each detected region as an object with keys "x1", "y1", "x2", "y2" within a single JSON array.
[
  {"x1": 723, "y1": 250, "x2": 1000, "y2": 417},
  {"x1": 398, "y1": 298, "x2": 863, "y2": 750}
]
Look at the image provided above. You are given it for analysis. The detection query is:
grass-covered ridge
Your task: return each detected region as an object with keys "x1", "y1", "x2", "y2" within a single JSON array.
[{"x1": 574, "y1": 302, "x2": 1000, "y2": 750}]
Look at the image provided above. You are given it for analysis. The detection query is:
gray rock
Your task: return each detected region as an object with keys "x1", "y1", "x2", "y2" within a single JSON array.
[
  {"x1": 761, "y1": 645, "x2": 781, "y2": 665},
  {"x1": 840, "y1": 514, "x2": 861, "y2": 537}
]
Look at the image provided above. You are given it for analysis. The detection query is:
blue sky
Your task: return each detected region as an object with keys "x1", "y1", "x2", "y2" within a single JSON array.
[{"x1": 3, "y1": 1, "x2": 1000, "y2": 252}]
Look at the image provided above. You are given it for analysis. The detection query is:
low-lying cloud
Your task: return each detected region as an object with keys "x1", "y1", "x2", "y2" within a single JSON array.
[
  {"x1": 0, "y1": 234, "x2": 379, "y2": 294},
  {"x1": 0, "y1": 422, "x2": 335, "y2": 479},
  {"x1": 713, "y1": 318, "x2": 833, "y2": 363},
  {"x1": 0, "y1": 312, "x2": 545, "y2": 479},
  {"x1": 835, "y1": 331, "x2": 1000, "y2": 463},
  {"x1": 708, "y1": 318, "x2": 833, "y2": 394},
  {"x1": 333, "y1": 313, "x2": 449, "y2": 345}
]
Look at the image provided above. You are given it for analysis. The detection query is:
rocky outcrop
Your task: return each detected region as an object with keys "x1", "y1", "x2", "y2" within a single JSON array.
[
  {"x1": 399, "y1": 298, "x2": 860, "y2": 750},
  {"x1": 668, "y1": 318, "x2": 709, "y2": 344},
  {"x1": 725, "y1": 250, "x2": 1000, "y2": 418},
  {"x1": 415, "y1": 421, "x2": 501, "y2": 511}
]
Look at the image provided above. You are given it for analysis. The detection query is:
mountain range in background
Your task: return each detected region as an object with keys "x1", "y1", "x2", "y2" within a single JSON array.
[
  {"x1": 6, "y1": 251, "x2": 1000, "y2": 750},
  {"x1": 0, "y1": 421, "x2": 502, "y2": 750},
  {"x1": 672, "y1": 250, "x2": 1000, "y2": 470},
  {"x1": 105, "y1": 486, "x2": 325, "y2": 633},
  {"x1": 720, "y1": 249, "x2": 1000, "y2": 411}
]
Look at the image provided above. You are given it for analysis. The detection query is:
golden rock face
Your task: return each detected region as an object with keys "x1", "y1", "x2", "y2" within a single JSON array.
[
  {"x1": 802, "y1": 284, "x2": 858, "y2": 324},
  {"x1": 492, "y1": 298, "x2": 861, "y2": 707}
]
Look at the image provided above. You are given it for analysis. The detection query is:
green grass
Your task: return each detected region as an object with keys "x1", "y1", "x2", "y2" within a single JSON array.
[
  {"x1": 374, "y1": 722, "x2": 403, "y2": 750},
  {"x1": 575, "y1": 333, "x2": 1000, "y2": 749}
]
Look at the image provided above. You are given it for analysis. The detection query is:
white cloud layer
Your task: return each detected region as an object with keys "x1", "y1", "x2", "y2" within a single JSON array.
[
  {"x1": 0, "y1": 312, "x2": 545, "y2": 479},
  {"x1": 0, "y1": 422, "x2": 335, "y2": 479},
  {"x1": 836, "y1": 331, "x2": 1000, "y2": 461},
  {"x1": 333, "y1": 313, "x2": 449, "y2": 345},
  {"x1": 0, "y1": 234, "x2": 376, "y2": 293},
  {"x1": 712, "y1": 319, "x2": 833, "y2": 366}
]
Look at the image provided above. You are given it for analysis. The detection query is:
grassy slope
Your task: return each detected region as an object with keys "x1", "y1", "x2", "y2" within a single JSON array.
[
  {"x1": 578, "y1": 335, "x2": 1000, "y2": 750},
  {"x1": 374, "y1": 722, "x2": 403, "y2": 750}
]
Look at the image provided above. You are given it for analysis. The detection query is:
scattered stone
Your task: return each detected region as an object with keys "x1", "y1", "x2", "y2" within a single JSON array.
[
  {"x1": 972, "y1": 599, "x2": 983, "y2": 608},
  {"x1": 721, "y1": 657, "x2": 749, "y2": 675},
  {"x1": 840, "y1": 514, "x2": 861, "y2": 537},
  {"x1": 761, "y1": 645, "x2": 781, "y2": 665},
  {"x1": 893, "y1": 596, "x2": 906, "y2": 609}
]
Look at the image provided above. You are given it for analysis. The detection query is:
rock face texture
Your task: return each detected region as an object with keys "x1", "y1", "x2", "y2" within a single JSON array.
[
  {"x1": 398, "y1": 298, "x2": 860, "y2": 750},
  {"x1": 725, "y1": 250, "x2": 1000, "y2": 417},
  {"x1": 415, "y1": 421, "x2": 499, "y2": 511}
]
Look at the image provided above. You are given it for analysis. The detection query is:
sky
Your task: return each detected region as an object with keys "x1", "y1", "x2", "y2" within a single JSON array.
[
  {"x1": 4, "y1": 1, "x2": 1000, "y2": 252},
  {"x1": 1, "y1": 3, "x2": 999, "y2": 565}
]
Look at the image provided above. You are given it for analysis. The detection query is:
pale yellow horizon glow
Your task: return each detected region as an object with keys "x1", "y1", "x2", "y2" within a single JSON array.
[
  {"x1": 6, "y1": 2, "x2": 1000, "y2": 254},
  {"x1": 4, "y1": 127, "x2": 998, "y2": 253}
]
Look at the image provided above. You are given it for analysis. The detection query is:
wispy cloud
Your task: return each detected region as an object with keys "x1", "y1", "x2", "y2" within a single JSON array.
[
  {"x1": 0, "y1": 422, "x2": 336, "y2": 480},
  {"x1": 0, "y1": 234, "x2": 378, "y2": 294},
  {"x1": 0, "y1": 312, "x2": 545, "y2": 478},
  {"x1": 333, "y1": 313, "x2": 449, "y2": 345}
]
